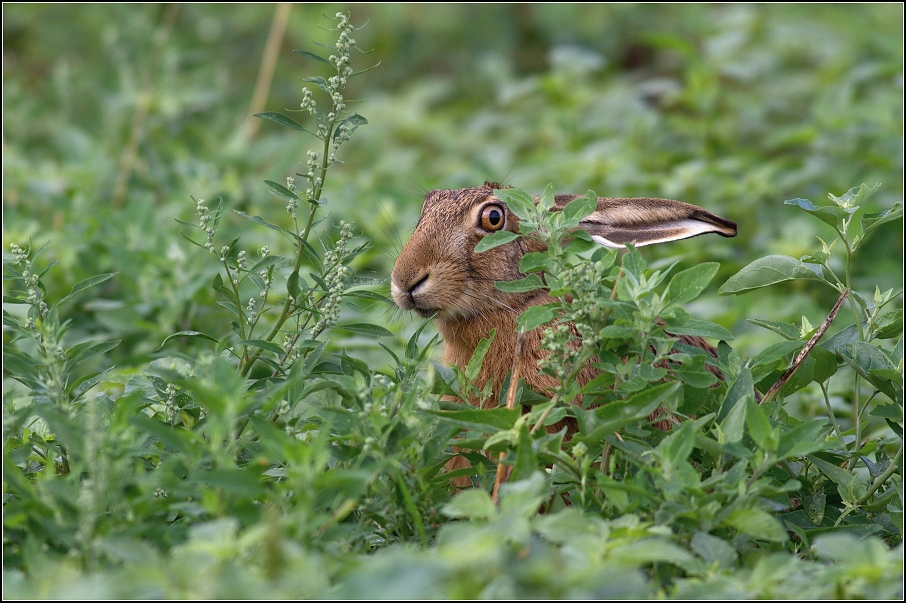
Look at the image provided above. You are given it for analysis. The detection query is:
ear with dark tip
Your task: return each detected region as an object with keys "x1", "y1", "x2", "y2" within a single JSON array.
[{"x1": 571, "y1": 197, "x2": 738, "y2": 248}]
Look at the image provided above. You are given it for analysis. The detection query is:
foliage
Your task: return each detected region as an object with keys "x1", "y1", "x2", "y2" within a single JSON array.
[{"x1": 3, "y1": 5, "x2": 903, "y2": 600}]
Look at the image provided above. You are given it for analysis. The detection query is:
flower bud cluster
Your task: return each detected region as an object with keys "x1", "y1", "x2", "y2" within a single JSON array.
[
  {"x1": 195, "y1": 198, "x2": 217, "y2": 254},
  {"x1": 310, "y1": 221, "x2": 353, "y2": 338},
  {"x1": 164, "y1": 383, "x2": 179, "y2": 424},
  {"x1": 246, "y1": 297, "x2": 258, "y2": 324},
  {"x1": 9, "y1": 244, "x2": 46, "y2": 319},
  {"x1": 539, "y1": 322, "x2": 574, "y2": 382}
]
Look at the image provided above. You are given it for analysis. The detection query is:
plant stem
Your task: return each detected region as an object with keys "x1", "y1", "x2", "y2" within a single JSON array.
[{"x1": 856, "y1": 443, "x2": 903, "y2": 505}]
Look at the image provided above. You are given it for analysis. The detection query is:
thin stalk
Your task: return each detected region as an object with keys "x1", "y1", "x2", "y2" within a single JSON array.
[
  {"x1": 856, "y1": 443, "x2": 903, "y2": 506},
  {"x1": 239, "y1": 125, "x2": 335, "y2": 378}
]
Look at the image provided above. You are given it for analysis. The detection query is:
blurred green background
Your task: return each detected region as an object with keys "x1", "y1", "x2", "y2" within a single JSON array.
[{"x1": 3, "y1": 3, "x2": 903, "y2": 369}]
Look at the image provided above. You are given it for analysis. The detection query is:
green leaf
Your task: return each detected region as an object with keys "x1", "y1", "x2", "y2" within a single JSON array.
[
  {"x1": 345, "y1": 290, "x2": 394, "y2": 304},
  {"x1": 58, "y1": 273, "x2": 117, "y2": 305},
  {"x1": 748, "y1": 318, "x2": 801, "y2": 340},
  {"x1": 609, "y1": 538, "x2": 697, "y2": 569},
  {"x1": 499, "y1": 472, "x2": 550, "y2": 519},
  {"x1": 67, "y1": 339, "x2": 121, "y2": 367},
  {"x1": 873, "y1": 309, "x2": 903, "y2": 339},
  {"x1": 248, "y1": 255, "x2": 288, "y2": 274},
  {"x1": 665, "y1": 262, "x2": 719, "y2": 304},
  {"x1": 561, "y1": 192, "x2": 597, "y2": 226},
  {"x1": 497, "y1": 188, "x2": 537, "y2": 221},
  {"x1": 519, "y1": 252, "x2": 550, "y2": 273},
  {"x1": 441, "y1": 489, "x2": 494, "y2": 519},
  {"x1": 130, "y1": 414, "x2": 197, "y2": 454},
  {"x1": 511, "y1": 425, "x2": 538, "y2": 482},
  {"x1": 263, "y1": 180, "x2": 300, "y2": 203},
  {"x1": 746, "y1": 396, "x2": 778, "y2": 452},
  {"x1": 287, "y1": 270, "x2": 301, "y2": 299},
  {"x1": 538, "y1": 183, "x2": 555, "y2": 211},
  {"x1": 718, "y1": 368, "x2": 753, "y2": 422},
  {"x1": 690, "y1": 531, "x2": 738, "y2": 568},
  {"x1": 334, "y1": 113, "x2": 368, "y2": 140},
  {"x1": 302, "y1": 75, "x2": 332, "y2": 94},
  {"x1": 474, "y1": 230, "x2": 519, "y2": 253},
  {"x1": 239, "y1": 339, "x2": 285, "y2": 355},
  {"x1": 335, "y1": 323, "x2": 392, "y2": 337},
  {"x1": 233, "y1": 210, "x2": 284, "y2": 232},
  {"x1": 861, "y1": 201, "x2": 902, "y2": 239},
  {"x1": 293, "y1": 49, "x2": 332, "y2": 65},
  {"x1": 495, "y1": 274, "x2": 544, "y2": 293},
  {"x1": 784, "y1": 198, "x2": 852, "y2": 229},
  {"x1": 749, "y1": 340, "x2": 806, "y2": 370},
  {"x1": 574, "y1": 381, "x2": 681, "y2": 442},
  {"x1": 777, "y1": 418, "x2": 831, "y2": 459},
  {"x1": 159, "y1": 330, "x2": 219, "y2": 349},
  {"x1": 808, "y1": 455, "x2": 865, "y2": 503},
  {"x1": 719, "y1": 255, "x2": 827, "y2": 295},
  {"x1": 725, "y1": 509, "x2": 788, "y2": 542},
  {"x1": 622, "y1": 245, "x2": 647, "y2": 278},
  {"x1": 657, "y1": 420, "x2": 695, "y2": 469},
  {"x1": 253, "y1": 111, "x2": 313, "y2": 134},
  {"x1": 406, "y1": 318, "x2": 435, "y2": 362},
  {"x1": 427, "y1": 407, "x2": 520, "y2": 432},
  {"x1": 665, "y1": 318, "x2": 734, "y2": 341},
  {"x1": 674, "y1": 354, "x2": 719, "y2": 388},
  {"x1": 838, "y1": 342, "x2": 899, "y2": 400},
  {"x1": 466, "y1": 329, "x2": 495, "y2": 381},
  {"x1": 516, "y1": 305, "x2": 557, "y2": 331},
  {"x1": 810, "y1": 346, "x2": 840, "y2": 384}
]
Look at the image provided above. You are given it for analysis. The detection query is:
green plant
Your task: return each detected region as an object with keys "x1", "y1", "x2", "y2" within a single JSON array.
[{"x1": 3, "y1": 7, "x2": 902, "y2": 598}]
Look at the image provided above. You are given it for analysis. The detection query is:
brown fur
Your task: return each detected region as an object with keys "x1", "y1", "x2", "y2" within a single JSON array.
[{"x1": 391, "y1": 183, "x2": 736, "y2": 485}]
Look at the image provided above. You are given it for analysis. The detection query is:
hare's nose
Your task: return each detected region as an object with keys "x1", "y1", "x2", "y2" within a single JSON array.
[{"x1": 409, "y1": 271, "x2": 430, "y2": 294}]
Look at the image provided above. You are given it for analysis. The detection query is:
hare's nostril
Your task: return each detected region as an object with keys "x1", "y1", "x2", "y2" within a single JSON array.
[{"x1": 410, "y1": 272, "x2": 430, "y2": 293}]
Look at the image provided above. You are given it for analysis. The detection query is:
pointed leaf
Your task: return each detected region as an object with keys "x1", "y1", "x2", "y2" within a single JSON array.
[
  {"x1": 59, "y1": 273, "x2": 117, "y2": 305},
  {"x1": 253, "y1": 111, "x2": 313, "y2": 134},
  {"x1": 784, "y1": 198, "x2": 851, "y2": 228},
  {"x1": 293, "y1": 49, "x2": 332, "y2": 65},
  {"x1": 159, "y1": 331, "x2": 219, "y2": 349},
  {"x1": 335, "y1": 323, "x2": 392, "y2": 337}
]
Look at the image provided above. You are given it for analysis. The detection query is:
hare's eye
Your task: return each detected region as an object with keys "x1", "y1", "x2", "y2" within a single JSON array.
[{"x1": 480, "y1": 204, "x2": 506, "y2": 232}]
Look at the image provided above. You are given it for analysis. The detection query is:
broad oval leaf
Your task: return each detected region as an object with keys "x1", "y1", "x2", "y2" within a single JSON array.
[
  {"x1": 725, "y1": 508, "x2": 788, "y2": 542},
  {"x1": 665, "y1": 318, "x2": 734, "y2": 341},
  {"x1": 516, "y1": 305, "x2": 557, "y2": 331},
  {"x1": 495, "y1": 274, "x2": 544, "y2": 293},
  {"x1": 719, "y1": 255, "x2": 827, "y2": 295},
  {"x1": 784, "y1": 198, "x2": 852, "y2": 228},
  {"x1": 665, "y1": 263, "x2": 719, "y2": 304},
  {"x1": 474, "y1": 230, "x2": 519, "y2": 253}
]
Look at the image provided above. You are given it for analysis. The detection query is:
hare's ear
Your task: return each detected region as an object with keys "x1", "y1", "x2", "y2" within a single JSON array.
[{"x1": 576, "y1": 197, "x2": 738, "y2": 248}]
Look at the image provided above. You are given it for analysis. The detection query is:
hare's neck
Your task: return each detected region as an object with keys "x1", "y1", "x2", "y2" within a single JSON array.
[
  {"x1": 436, "y1": 308, "x2": 555, "y2": 407},
  {"x1": 436, "y1": 314, "x2": 518, "y2": 375}
]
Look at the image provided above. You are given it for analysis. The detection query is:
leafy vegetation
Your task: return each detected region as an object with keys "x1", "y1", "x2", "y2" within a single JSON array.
[{"x1": 3, "y1": 5, "x2": 903, "y2": 599}]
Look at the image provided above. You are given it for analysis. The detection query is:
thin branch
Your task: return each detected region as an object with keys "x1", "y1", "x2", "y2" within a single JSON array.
[
  {"x1": 243, "y1": 3, "x2": 293, "y2": 140},
  {"x1": 112, "y1": 4, "x2": 180, "y2": 208},
  {"x1": 492, "y1": 330, "x2": 525, "y2": 504},
  {"x1": 760, "y1": 288, "x2": 849, "y2": 404}
]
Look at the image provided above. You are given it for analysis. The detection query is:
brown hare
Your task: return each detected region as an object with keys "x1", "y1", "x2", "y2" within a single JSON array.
[{"x1": 391, "y1": 182, "x2": 737, "y2": 479}]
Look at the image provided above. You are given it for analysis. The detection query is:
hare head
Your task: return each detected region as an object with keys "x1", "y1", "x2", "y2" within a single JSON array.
[{"x1": 391, "y1": 182, "x2": 737, "y2": 411}]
